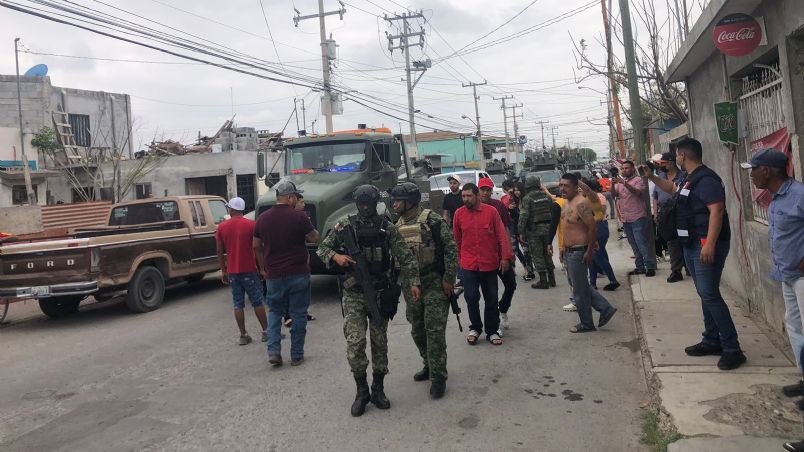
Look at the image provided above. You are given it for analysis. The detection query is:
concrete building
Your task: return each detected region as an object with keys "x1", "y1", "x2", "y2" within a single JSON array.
[
  {"x1": 0, "y1": 74, "x2": 132, "y2": 207},
  {"x1": 664, "y1": 0, "x2": 804, "y2": 338}
]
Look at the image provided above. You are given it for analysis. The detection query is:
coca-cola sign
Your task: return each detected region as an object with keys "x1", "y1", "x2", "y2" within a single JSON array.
[{"x1": 713, "y1": 13, "x2": 763, "y2": 56}]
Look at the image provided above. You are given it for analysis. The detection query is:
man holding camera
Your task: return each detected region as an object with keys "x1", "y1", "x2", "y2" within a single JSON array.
[{"x1": 612, "y1": 160, "x2": 657, "y2": 277}]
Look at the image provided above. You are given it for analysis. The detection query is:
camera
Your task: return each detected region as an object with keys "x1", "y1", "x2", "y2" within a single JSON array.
[{"x1": 609, "y1": 167, "x2": 619, "y2": 178}]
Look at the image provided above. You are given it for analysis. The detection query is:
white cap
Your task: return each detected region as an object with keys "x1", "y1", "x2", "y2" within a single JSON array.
[
  {"x1": 446, "y1": 174, "x2": 462, "y2": 184},
  {"x1": 225, "y1": 197, "x2": 246, "y2": 211}
]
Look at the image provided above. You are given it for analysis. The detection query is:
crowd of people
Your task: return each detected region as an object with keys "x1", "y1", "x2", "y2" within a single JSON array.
[{"x1": 212, "y1": 139, "x2": 802, "y2": 435}]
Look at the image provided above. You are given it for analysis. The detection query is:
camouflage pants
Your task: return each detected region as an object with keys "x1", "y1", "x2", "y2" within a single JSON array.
[
  {"x1": 404, "y1": 277, "x2": 449, "y2": 382},
  {"x1": 342, "y1": 290, "x2": 389, "y2": 376},
  {"x1": 527, "y1": 226, "x2": 555, "y2": 273}
]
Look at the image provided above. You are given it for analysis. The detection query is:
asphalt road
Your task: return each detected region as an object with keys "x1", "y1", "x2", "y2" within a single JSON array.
[{"x1": 1, "y1": 239, "x2": 648, "y2": 451}]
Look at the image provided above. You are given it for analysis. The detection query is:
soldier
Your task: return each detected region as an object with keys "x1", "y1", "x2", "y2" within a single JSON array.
[
  {"x1": 389, "y1": 182, "x2": 458, "y2": 399},
  {"x1": 518, "y1": 175, "x2": 556, "y2": 289},
  {"x1": 316, "y1": 185, "x2": 421, "y2": 417}
]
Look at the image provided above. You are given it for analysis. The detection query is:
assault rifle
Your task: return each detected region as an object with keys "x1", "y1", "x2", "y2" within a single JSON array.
[
  {"x1": 342, "y1": 216, "x2": 384, "y2": 327},
  {"x1": 449, "y1": 287, "x2": 464, "y2": 332}
]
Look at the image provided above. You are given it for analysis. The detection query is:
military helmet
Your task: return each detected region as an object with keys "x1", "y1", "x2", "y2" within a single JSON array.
[
  {"x1": 388, "y1": 182, "x2": 421, "y2": 205},
  {"x1": 353, "y1": 184, "x2": 380, "y2": 217},
  {"x1": 524, "y1": 175, "x2": 542, "y2": 189}
]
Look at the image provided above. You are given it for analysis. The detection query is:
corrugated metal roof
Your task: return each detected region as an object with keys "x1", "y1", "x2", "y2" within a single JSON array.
[{"x1": 41, "y1": 201, "x2": 112, "y2": 230}]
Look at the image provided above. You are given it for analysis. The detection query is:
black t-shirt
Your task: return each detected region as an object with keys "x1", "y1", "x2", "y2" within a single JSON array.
[
  {"x1": 254, "y1": 204, "x2": 314, "y2": 278},
  {"x1": 442, "y1": 192, "x2": 463, "y2": 225}
]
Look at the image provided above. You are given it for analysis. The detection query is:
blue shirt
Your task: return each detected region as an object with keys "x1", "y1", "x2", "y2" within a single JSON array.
[{"x1": 768, "y1": 178, "x2": 804, "y2": 283}]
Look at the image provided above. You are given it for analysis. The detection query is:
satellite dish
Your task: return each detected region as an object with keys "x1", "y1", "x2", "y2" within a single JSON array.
[{"x1": 24, "y1": 64, "x2": 48, "y2": 77}]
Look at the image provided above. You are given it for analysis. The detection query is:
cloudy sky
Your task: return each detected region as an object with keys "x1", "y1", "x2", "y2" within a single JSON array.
[{"x1": 0, "y1": 0, "x2": 697, "y2": 156}]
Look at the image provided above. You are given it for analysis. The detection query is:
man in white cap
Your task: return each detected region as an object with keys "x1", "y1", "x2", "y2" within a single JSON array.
[
  {"x1": 441, "y1": 174, "x2": 463, "y2": 227},
  {"x1": 216, "y1": 197, "x2": 268, "y2": 346},
  {"x1": 253, "y1": 180, "x2": 320, "y2": 366}
]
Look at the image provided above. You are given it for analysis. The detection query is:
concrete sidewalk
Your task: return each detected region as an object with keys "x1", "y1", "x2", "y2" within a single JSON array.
[{"x1": 627, "y1": 250, "x2": 804, "y2": 450}]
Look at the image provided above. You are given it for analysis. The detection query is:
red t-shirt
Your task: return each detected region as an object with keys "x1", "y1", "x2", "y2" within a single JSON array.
[
  {"x1": 254, "y1": 204, "x2": 315, "y2": 279},
  {"x1": 452, "y1": 203, "x2": 513, "y2": 272},
  {"x1": 215, "y1": 216, "x2": 258, "y2": 274}
]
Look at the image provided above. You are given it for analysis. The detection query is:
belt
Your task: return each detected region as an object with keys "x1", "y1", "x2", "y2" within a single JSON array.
[{"x1": 565, "y1": 245, "x2": 588, "y2": 251}]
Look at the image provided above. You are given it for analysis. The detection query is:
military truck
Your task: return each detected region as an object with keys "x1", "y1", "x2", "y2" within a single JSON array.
[{"x1": 255, "y1": 126, "x2": 441, "y2": 274}]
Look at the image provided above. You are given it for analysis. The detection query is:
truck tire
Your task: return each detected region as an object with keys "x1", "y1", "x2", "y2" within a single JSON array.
[
  {"x1": 125, "y1": 266, "x2": 165, "y2": 313},
  {"x1": 39, "y1": 296, "x2": 83, "y2": 318}
]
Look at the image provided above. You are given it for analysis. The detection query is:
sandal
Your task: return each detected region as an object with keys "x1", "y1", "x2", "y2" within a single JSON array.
[
  {"x1": 569, "y1": 323, "x2": 597, "y2": 333},
  {"x1": 307, "y1": 314, "x2": 316, "y2": 321},
  {"x1": 488, "y1": 333, "x2": 503, "y2": 345},
  {"x1": 466, "y1": 330, "x2": 479, "y2": 345}
]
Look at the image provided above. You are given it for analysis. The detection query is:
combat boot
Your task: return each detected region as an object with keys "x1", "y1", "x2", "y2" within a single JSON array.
[
  {"x1": 547, "y1": 269, "x2": 556, "y2": 287},
  {"x1": 350, "y1": 374, "x2": 371, "y2": 417},
  {"x1": 370, "y1": 372, "x2": 391, "y2": 409},
  {"x1": 413, "y1": 367, "x2": 429, "y2": 382},
  {"x1": 531, "y1": 272, "x2": 550, "y2": 289}
]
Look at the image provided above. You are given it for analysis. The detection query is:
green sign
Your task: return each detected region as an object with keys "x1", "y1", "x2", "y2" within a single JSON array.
[{"x1": 713, "y1": 101, "x2": 739, "y2": 144}]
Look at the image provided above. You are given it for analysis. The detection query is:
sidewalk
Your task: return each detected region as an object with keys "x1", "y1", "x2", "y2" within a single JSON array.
[{"x1": 627, "y1": 251, "x2": 804, "y2": 450}]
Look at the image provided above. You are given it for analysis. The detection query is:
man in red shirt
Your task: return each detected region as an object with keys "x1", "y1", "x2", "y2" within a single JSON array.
[
  {"x1": 453, "y1": 182, "x2": 513, "y2": 346},
  {"x1": 253, "y1": 181, "x2": 320, "y2": 367},
  {"x1": 216, "y1": 197, "x2": 268, "y2": 346}
]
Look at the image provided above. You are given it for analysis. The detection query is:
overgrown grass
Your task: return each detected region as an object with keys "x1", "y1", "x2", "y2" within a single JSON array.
[{"x1": 641, "y1": 409, "x2": 683, "y2": 452}]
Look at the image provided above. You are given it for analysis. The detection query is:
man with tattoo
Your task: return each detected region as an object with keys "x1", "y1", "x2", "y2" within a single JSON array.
[{"x1": 559, "y1": 173, "x2": 618, "y2": 333}]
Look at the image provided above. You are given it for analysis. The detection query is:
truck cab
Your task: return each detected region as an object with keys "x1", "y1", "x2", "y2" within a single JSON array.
[{"x1": 255, "y1": 127, "x2": 411, "y2": 274}]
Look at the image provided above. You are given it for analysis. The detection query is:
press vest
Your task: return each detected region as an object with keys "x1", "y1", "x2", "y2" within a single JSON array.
[{"x1": 674, "y1": 166, "x2": 731, "y2": 244}]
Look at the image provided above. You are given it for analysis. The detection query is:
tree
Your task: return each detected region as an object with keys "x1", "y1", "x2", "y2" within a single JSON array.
[{"x1": 37, "y1": 103, "x2": 164, "y2": 203}]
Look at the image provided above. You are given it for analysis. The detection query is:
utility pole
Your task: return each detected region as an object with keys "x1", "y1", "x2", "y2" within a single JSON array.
[
  {"x1": 508, "y1": 103, "x2": 523, "y2": 165},
  {"x1": 462, "y1": 80, "x2": 486, "y2": 169},
  {"x1": 293, "y1": 1, "x2": 346, "y2": 134},
  {"x1": 550, "y1": 126, "x2": 558, "y2": 152},
  {"x1": 14, "y1": 38, "x2": 36, "y2": 205},
  {"x1": 600, "y1": 0, "x2": 626, "y2": 158},
  {"x1": 537, "y1": 120, "x2": 549, "y2": 151},
  {"x1": 619, "y1": 0, "x2": 655, "y2": 262},
  {"x1": 386, "y1": 10, "x2": 427, "y2": 159},
  {"x1": 493, "y1": 95, "x2": 514, "y2": 166}
]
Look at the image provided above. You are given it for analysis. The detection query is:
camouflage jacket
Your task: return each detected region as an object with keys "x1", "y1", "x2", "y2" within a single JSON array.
[
  {"x1": 395, "y1": 208, "x2": 458, "y2": 284},
  {"x1": 316, "y1": 214, "x2": 421, "y2": 288},
  {"x1": 518, "y1": 189, "x2": 554, "y2": 236}
]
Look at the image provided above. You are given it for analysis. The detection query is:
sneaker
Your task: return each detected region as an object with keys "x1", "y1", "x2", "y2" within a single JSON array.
[
  {"x1": 239, "y1": 334, "x2": 252, "y2": 346},
  {"x1": 666, "y1": 271, "x2": 683, "y2": 283},
  {"x1": 684, "y1": 341, "x2": 723, "y2": 356},
  {"x1": 290, "y1": 357, "x2": 304, "y2": 367},
  {"x1": 783, "y1": 380, "x2": 804, "y2": 397},
  {"x1": 523, "y1": 273, "x2": 535, "y2": 282},
  {"x1": 645, "y1": 269, "x2": 656, "y2": 277},
  {"x1": 783, "y1": 440, "x2": 804, "y2": 452},
  {"x1": 268, "y1": 354, "x2": 283, "y2": 366},
  {"x1": 603, "y1": 282, "x2": 620, "y2": 291},
  {"x1": 562, "y1": 303, "x2": 577, "y2": 312},
  {"x1": 499, "y1": 312, "x2": 509, "y2": 330},
  {"x1": 717, "y1": 351, "x2": 746, "y2": 370},
  {"x1": 261, "y1": 331, "x2": 268, "y2": 342},
  {"x1": 628, "y1": 268, "x2": 645, "y2": 276},
  {"x1": 598, "y1": 307, "x2": 618, "y2": 328}
]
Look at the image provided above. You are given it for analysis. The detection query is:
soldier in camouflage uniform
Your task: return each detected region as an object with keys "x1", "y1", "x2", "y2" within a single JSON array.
[
  {"x1": 389, "y1": 182, "x2": 458, "y2": 399},
  {"x1": 518, "y1": 175, "x2": 556, "y2": 289},
  {"x1": 316, "y1": 185, "x2": 421, "y2": 417}
]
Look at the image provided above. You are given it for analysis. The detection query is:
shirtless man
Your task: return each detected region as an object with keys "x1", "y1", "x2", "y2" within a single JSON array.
[{"x1": 558, "y1": 173, "x2": 618, "y2": 333}]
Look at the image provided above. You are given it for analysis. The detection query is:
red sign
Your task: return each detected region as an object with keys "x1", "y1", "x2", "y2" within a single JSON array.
[
  {"x1": 749, "y1": 127, "x2": 791, "y2": 208},
  {"x1": 713, "y1": 13, "x2": 763, "y2": 57}
]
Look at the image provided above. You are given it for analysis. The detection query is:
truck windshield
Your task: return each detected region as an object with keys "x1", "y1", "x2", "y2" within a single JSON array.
[
  {"x1": 287, "y1": 141, "x2": 367, "y2": 174},
  {"x1": 110, "y1": 201, "x2": 179, "y2": 226}
]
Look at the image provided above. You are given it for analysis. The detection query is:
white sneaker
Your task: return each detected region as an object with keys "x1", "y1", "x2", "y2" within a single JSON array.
[
  {"x1": 499, "y1": 312, "x2": 509, "y2": 330},
  {"x1": 562, "y1": 303, "x2": 577, "y2": 312}
]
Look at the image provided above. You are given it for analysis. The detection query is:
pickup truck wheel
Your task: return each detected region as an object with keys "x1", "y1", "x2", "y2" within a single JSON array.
[
  {"x1": 125, "y1": 266, "x2": 165, "y2": 313},
  {"x1": 38, "y1": 296, "x2": 83, "y2": 318}
]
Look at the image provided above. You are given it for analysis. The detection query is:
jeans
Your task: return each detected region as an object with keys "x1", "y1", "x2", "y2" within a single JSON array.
[
  {"x1": 265, "y1": 274, "x2": 311, "y2": 359},
  {"x1": 497, "y1": 265, "x2": 517, "y2": 314},
  {"x1": 589, "y1": 221, "x2": 617, "y2": 287},
  {"x1": 624, "y1": 217, "x2": 656, "y2": 271},
  {"x1": 783, "y1": 277, "x2": 804, "y2": 368},
  {"x1": 683, "y1": 240, "x2": 741, "y2": 352},
  {"x1": 462, "y1": 269, "x2": 499, "y2": 337},
  {"x1": 228, "y1": 272, "x2": 264, "y2": 309},
  {"x1": 565, "y1": 248, "x2": 614, "y2": 329}
]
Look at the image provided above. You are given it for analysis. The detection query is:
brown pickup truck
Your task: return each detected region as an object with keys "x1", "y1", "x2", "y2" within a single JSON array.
[{"x1": 0, "y1": 196, "x2": 227, "y2": 317}]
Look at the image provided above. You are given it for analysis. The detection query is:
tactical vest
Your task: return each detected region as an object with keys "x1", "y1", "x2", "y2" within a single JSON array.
[
  {"x1": 527, "y1": 191, "x2": 553, "y2": 226},
  {"x1": 351, "y1": 215, "x2": 392, "y2": 278},
  {"x1": 397, "y1": 209, "x2": 438, "y2": 274}
]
